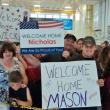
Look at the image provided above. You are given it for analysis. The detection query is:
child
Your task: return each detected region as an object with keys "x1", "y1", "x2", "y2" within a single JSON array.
[
  {"x1": 9, "y1": 71, "x2": 32, "y2": 110},
  {"x1": 102, "y1": 60, "x2": 110, "y2": 110}
]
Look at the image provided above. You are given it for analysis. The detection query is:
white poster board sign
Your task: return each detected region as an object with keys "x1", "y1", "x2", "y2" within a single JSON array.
[
  {"x1": 41, "y1": 61, "x2": 101, "y2": 109},
  {"x1": 0, "y1": 6, "x2": 28, "y2": 42},
  {"x1": 20, "y1": 29, "x2": 64, "y2": 54},
  {"x1": 0, "y1": 104, "x2": 9, "y2": 110}
]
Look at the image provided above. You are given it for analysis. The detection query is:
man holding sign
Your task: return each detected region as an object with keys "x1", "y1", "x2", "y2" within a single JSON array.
[
  {"x1": 41, "y1": 61, "x2": 102, "y2": 109},
  {"x1": 66, "y1": 36, "x2": 104, "y2": 110},
  {"x1": 41, "y1": 36, "x2": 104, "y2": 110},
  {"x1": 71, "y1": 36, "x2": 104, "y2": 110},
  {"x1": 41, "y1": 34, "x2": 81, "y2": 62}
]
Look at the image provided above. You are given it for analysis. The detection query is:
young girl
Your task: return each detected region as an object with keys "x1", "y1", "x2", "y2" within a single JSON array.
[
  {"x1": 9, "y1": 71, "x2": 32, "y2": 110},
  {"x1": 102, "y1": 60, "x2": 110, "y2": 110}
]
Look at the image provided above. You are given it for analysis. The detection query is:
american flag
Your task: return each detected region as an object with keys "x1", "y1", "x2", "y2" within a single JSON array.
[
  {"x1": 38, "y1": 21, "x2": 64, "y2": 28},
  {"x1": 20, "y1": 20, "x2": 64, "y2": 29},
  {"x1": 20, "y1": 21, "x2": 38, "y2": 29}
]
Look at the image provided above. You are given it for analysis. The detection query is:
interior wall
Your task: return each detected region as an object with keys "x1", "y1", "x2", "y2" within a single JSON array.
[
  {"x1": 93, "y1": 0, "x2": 110, "y2": 44},
  {"x1": 72, "y1": 0, "x2": 110, "y2": 43}
]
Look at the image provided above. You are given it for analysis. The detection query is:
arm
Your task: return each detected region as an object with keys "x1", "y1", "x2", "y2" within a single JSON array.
[
  {"x1": 18, "y1": 61, "x2": 28, "y2": 85},
  {"x1": 23, "y1": 55, "x2": 40, "y2": 67},
  {"x1": 17, "y1": 54, "x2": 27, "y2": 69},
  {"x1": 62, "y1": 50, "x2": 70, "y2": 60},
  {"x1": 96, "y1": 61, "x2": 104, "y2": 87},
  {"x1": 15, "y1": 87, "x2": 32, "y2": 106},
  {"x1": 97, "y1": 79, "x2": 104, "y2": 87},
  {"x1": 15, "y1": 45, "x2": 27, "y2": 69},
  {"x1": 96, "y1": 61, "x2": 103, "y2": 79}
]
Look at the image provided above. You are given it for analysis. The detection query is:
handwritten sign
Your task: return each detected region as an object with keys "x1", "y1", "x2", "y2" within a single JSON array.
[
  {"x1": 0, "y1": 104, "x2": 9, "y2": 110},
  {"x1": 0, "y1": 6, "x2": 27, "y2": 42},
  {"x1": 41, "y1": 61, "x2": 101, "y2": 109},
  {"x1": 20, "y1": 29, "x2": 64, "y2": 54}
]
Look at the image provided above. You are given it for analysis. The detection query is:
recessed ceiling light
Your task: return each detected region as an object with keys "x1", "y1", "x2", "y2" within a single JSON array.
[
  {"x1": 33, "y1": 5, "x2": 40, "y2": 8},
  {"x1": 65, "y1": 6, "x2": 72, "y2": 9},
  {"x1": 2, "y1": 3, "x2": 9, "y2": 6}
]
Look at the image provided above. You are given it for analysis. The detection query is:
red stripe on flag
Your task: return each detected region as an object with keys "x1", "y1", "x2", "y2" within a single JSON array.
[
  {"x1": 39, "y1": 23, "x2": 64, "y2": 28},
  {"x1": 39, "y1": 21, "x2": 63, "y2": 25}
]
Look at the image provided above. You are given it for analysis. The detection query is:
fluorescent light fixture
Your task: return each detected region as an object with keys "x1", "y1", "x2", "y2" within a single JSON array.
[
  {"x1": 46, "y1": 14, "x2": 52, "y2": 18},
  {"x1": 2, "y1": 3, "x2": 9, "y2": 6},
  {"x1": 65, "y1": 6, "x2": 72, "y2": 9},
  {"x1": 61, "y1": 13, "x2": 67, "y2": 16},
  {"x1": 33, "y1": 5, "x2": 40, "y2": 8},
  {"x1": 53, "y1": 14, "x2": 60, "y2": 18},
  {"x1": 61, "y1": 14, "x2": 68, "y2": 19},
  {"x1": 37, "y1": 13, "x2": 45, "y2": 18},
  {"x1": 30, "y1": 13, "x2": 37, "y2": 18}
]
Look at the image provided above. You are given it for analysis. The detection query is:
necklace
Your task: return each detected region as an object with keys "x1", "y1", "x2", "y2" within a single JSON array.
[{"x1": 2, "y1": 59, "x2": 14, "y2": 70}]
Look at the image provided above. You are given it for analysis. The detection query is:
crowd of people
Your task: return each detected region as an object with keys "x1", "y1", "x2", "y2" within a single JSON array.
[{"x1": 0, "y1": 34, "x2": 110, "y2": 110}]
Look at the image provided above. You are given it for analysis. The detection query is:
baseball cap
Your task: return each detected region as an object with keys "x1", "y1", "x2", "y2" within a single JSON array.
[{"x1": 83, "y1": 36, "x2": 96, "y2": 46}]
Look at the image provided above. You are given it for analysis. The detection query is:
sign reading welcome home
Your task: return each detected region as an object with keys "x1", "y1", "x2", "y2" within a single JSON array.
[
  {"x1": 41, "y1": 61, "x2": 101, "y2": 109},
  {"x1": 20, "y1": 29, "x2": 64, "y2": 54},
  {"x1": 0, "y1": 6, "x2": 26, "y2": 42}
]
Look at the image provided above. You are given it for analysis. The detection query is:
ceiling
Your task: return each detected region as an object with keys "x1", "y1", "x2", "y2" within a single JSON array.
[{"x1": 0, "y1": 0, "x2": 100, "y2": 11}]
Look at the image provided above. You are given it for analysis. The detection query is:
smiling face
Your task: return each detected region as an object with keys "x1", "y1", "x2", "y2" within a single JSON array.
[
  {"x1": 77, "y1": 40, "x2": 83, "y2": 51},
  {"x1": 64, "y1": 38, "x2": 75, "y2": 52},
  {"x1": 0, "y1": 42, "x2": 16, "y2": 59},
  {"x1": 82, "y1": 44, "x2": 96, "y2": 58},
  {"x1": 3, "y1": 50, "x2": 13, "y2": 60}
]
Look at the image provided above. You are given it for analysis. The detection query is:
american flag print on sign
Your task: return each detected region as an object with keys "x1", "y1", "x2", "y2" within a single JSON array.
[
  {"x1": 20, "y1": 21, "x2": 38, "y2": 29},
  {"x1": 20, "y1": 21, "x2": 64, "y2": 29},
  {"x1": 38, "y1": 21, "x2": 64, "y2": 29},
  {"x1": 20, "y1": 20, "x2": 64, "y2": 54}
]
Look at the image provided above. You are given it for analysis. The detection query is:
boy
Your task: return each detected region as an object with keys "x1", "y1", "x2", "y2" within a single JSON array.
[
  {"x1": 9, "y1": 71, "x2": 32, "y2": 109},
  {"x1": 77, "y1": 36, "x2": 104, "y2": 110}
]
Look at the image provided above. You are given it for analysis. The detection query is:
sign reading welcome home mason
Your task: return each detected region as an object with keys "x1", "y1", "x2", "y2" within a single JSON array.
[{"x1": 41, "y1": 61, "x2": 101, "y2": 109}]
